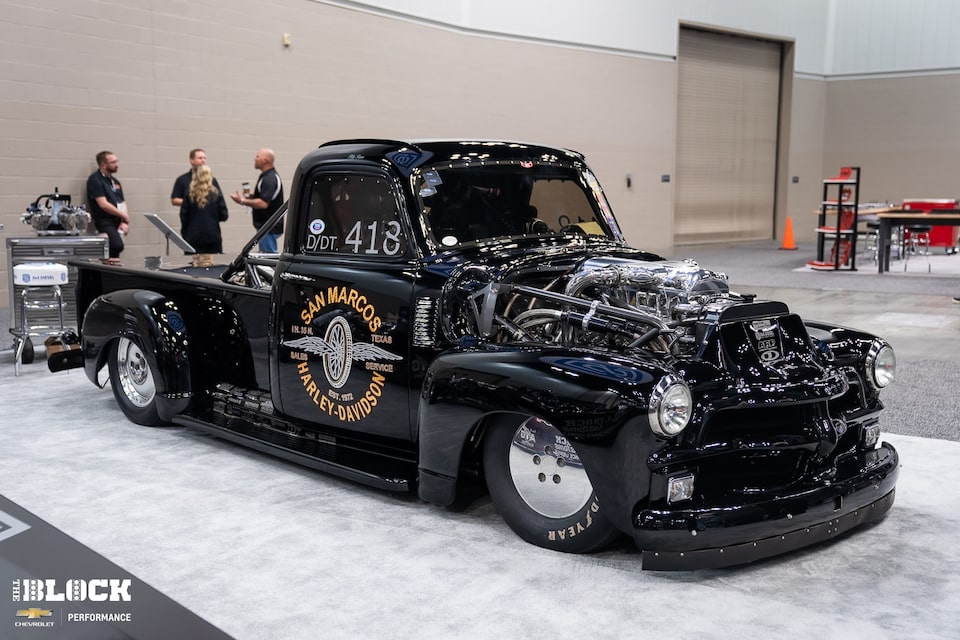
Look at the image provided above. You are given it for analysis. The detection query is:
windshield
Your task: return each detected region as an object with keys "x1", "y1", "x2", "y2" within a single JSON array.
[{"x1": 411, "y1": 160, "x2": 623, "y2": 250}]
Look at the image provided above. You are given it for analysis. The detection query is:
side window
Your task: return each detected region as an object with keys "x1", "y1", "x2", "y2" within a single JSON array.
[{"x1": 303, "y1": 174, "x2": 407, "y2": 257}]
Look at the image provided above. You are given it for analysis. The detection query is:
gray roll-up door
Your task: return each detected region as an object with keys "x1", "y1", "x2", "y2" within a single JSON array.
[{"x1": 675, "y1": 27, "x2": 782, "y2": 245}]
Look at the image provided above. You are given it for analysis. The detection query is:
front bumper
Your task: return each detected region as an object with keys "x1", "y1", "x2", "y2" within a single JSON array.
[{"x1": 633, "y1": 442, "x2": 899, "y2": 570}]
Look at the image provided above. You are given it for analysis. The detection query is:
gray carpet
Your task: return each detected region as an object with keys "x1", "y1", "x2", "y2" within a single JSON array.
[
  {"x1": 1, "y1": 241, "x2": 958, "y2": 638},
  {"x1": 0, "y1": 363, "x2": 957, "y2": 640},
  {"x1": 671, "y1": 240, "x2": 960, "y2": 296}
]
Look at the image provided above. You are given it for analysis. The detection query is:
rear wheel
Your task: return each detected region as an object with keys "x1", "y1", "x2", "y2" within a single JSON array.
[
  {"x1": 109, "y1": 337, "x2": 164, "y2": 426},
  {"x1": 483, "y1": 416, "x2": 619, "y2": 553}
]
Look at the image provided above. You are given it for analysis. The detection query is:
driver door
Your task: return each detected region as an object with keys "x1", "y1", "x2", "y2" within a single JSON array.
[{"x1": 272, "y1": 168, "x2": 415, "y2": 441}]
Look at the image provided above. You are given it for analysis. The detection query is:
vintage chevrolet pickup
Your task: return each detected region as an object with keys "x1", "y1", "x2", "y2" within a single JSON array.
[{"x1": 60, "y1": 139, "x2": 900, "y2": 569}]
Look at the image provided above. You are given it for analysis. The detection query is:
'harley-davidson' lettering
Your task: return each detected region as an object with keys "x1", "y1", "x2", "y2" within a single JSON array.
[{"x1": 296, "y1": 360, "x2": 386, "y2": 421}]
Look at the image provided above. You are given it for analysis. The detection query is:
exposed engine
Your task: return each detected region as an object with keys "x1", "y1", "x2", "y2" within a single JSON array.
[
  {"x1": 21, "y1": 190, "x2": 91, "y2": 235},
  {"x1": 449, "y1": 254, "x2": 757, "y2": 356}
]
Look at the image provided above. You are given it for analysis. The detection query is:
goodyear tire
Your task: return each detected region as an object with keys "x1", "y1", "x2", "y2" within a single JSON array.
[
  {"x1": 108, "y1": 337, "x2": 165, "y2": 426},
  {"x1": 483, "y1": 416, "x2": 620, "y2": 553}
]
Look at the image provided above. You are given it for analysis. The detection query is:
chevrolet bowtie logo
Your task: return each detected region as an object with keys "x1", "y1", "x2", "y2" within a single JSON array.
[{"x1": 17, "y1": 608, "x2": 53, "y2": 619}]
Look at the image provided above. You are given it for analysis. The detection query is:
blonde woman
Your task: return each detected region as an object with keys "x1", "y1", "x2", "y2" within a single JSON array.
[{"x1": 180, "y1": 164, "x2": 228, "y2": 256}]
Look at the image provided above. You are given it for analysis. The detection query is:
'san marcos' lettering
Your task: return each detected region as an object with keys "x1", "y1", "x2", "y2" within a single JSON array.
[{"x1": 300, "y1": 285, "x2": 381, "y2": 332}]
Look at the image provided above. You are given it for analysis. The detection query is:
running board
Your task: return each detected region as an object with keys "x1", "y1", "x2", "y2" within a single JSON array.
[{"x1": 172, "y1": 414, "x2": 415, "y2": 493}]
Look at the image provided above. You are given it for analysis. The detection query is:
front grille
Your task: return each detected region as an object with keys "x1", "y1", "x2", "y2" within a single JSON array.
[
  {"x1": 697, "y1": 449, "x2": 812, "y2": 494},
  {"x1": 701, "y1": 404, "x2": 822, "y2": 446},
  {"x1": 692, "y1": 403, "x2": 828, "y2": 494}
]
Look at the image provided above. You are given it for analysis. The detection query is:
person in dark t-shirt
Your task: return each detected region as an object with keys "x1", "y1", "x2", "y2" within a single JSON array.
[
  {"x1": 86, "y1": 150, "x2": 129, "y2": 260},
  {"x1": 230, "y1": 148, "x2": 284, "y2": 253},
  {"x1": 171, "y1": 148, "x2": 220, "y2": 207}
]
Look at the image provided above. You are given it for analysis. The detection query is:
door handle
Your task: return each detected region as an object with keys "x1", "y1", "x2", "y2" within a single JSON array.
[{"x1": 279, "y1": 271, "x2": 315, "y2": 282}]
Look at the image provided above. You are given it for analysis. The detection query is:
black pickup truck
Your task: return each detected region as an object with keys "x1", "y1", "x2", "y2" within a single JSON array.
[{"x1": 61, "y1": 139, "x2": 899, "y2": 569}]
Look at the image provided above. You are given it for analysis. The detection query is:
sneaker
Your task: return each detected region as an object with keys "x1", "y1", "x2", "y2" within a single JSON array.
[{"x1": 953, "y1": 296, "x2": 960, "y2": 304}]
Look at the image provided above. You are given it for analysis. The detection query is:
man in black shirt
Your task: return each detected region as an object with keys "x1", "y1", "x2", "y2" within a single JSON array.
[
  {"x1": 170, "y1": 148, "x2": 212, "y2": 207},
  {"x1": 86, "y1": 150, "x2": 129, "y2": 260},
  {"x1": 231, "y1": 148, "x2": 284, "y2": 253}
]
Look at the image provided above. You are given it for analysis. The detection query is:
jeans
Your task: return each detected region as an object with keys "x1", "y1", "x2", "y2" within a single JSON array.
[{"x1": 258, "y1": 233, "x2": 281, "y2": 253}]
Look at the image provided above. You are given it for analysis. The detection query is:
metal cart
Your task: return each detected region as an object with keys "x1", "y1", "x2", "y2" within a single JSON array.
[{"x1": 6, "y1": 235, "x2": 108, "y2": 369}]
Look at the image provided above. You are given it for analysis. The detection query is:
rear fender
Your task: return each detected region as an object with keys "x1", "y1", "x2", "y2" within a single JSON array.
[
  {"x1": 417, "y1": 347, "x2": 661, "y2": 507},
  {"x1": 81, "y1": 289, "x2": 191, "y2": 420}
]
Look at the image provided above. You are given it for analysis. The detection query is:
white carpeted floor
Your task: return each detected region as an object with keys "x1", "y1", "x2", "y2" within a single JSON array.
[{"x1": 0, "y1": 357, "x2": 958, "y2": 639}]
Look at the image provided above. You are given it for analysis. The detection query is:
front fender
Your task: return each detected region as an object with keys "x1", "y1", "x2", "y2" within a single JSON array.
[
  {"x1": 804, "y1": 320, "x2": 891, "y2": 401},
  {"x1": 804, "y1": 321, "x2": 885, "y2": 361},
  {"x1": 417, "y1": 345, "x2": 666, "y2": 506},
  {"x1": 82, "y1": 289, "x2": 191, "y2": 420}
]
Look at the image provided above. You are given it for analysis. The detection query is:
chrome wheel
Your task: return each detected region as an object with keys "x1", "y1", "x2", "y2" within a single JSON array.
[
  {"x1": 116, "y1": 337, "x2": 155, "y2": 408},
  {"x1": 507, "y1": 417, "x2": 594, "y2": 518},
  {"x1": 484, "y1": 416, "x2": 619, "y2": 552}
]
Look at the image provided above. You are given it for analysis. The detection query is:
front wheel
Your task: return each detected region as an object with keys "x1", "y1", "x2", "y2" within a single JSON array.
[
  {"x1": 483, "y1": 416, "x2": 620, "y2": 553},
  {"x1": 108, "y1": 337, "x2": 165, "y2": 426}
]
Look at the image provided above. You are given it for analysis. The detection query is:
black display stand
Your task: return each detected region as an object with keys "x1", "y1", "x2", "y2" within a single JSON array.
[
  {"x1": 144, "y1": 213, "x2": 196, "y2": 255},
  {"x1": 809, "y1": 166, "x2": 861, "y2": 271}
]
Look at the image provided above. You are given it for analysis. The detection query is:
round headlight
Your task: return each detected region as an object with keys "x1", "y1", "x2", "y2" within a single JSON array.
[
  {"x1": 648, "y1": 375, "x2": 693, "y2": 437},
  {"x1": 867, "y1": 342, "x2": 896, "y2": 389}
]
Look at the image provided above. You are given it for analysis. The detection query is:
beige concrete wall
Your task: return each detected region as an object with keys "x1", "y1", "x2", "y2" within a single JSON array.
[
  {"x1": 4, "y1": 0, "x2": 959, "y2": 310},
  {"x1": 822, "y1": 73, "x2": 960, "y2": 204},
  {"x1": 783, "y1": 78, "x2": 828, "y2": 241},
  {"x1": 780, "y1": 72, "x2": 960, "y2": 244},
  {"x1": 0, "y1": 0, "x2": 676, "y2": 307}
]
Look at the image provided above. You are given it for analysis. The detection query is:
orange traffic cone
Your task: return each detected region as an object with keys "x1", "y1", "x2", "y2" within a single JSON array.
[{"x1": 780, "y1": 216, "x2": 797, "y2": 250}]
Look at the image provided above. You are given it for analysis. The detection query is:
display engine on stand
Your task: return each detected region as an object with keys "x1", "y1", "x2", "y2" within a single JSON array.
[
  {"x1": 7, "y1": 188, "x2": 106, "y2": 371},
  {"x1": 19, "y1": 188, "x2": 91, "y2": 235}
]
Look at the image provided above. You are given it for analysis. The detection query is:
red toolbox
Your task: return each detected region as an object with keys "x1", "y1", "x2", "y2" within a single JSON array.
[{"x1": 901, "y1": 199, "x2": 960, "y2": 250}]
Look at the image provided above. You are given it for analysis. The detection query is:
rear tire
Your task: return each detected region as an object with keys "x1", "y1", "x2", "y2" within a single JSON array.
[
  {"x1": 483, "y1": 416, "x2": 620, "y2": 553},
  {"x1": 108, "y1": 337, "x2": 165, "y2": 426}
]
